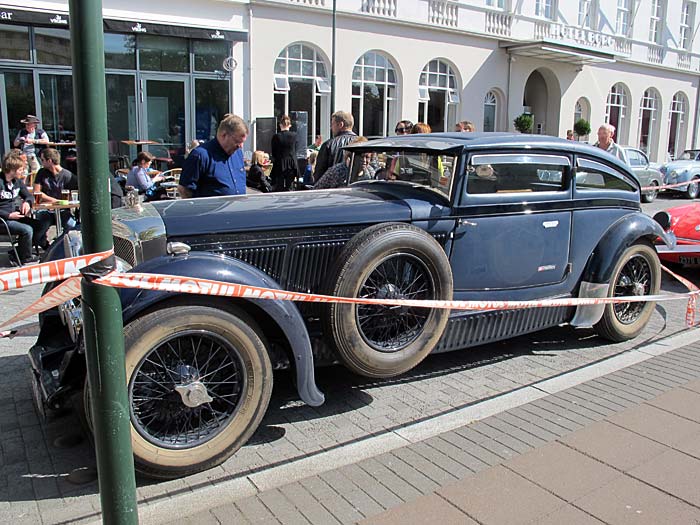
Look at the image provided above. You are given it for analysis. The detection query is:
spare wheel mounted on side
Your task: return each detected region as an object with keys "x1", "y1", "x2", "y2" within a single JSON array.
[{"x1": 326, "y1": 222, "x2": 453, "y2": 378}]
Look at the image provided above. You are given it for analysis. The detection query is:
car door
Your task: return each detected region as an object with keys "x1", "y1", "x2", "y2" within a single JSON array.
[{"x1": 449, "y1": 152, "x2": 573, "y2": 292}]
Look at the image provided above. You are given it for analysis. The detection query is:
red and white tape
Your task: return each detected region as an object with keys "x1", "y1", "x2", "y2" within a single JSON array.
[{"x1": 641, "y1": 180, "x2": 699, "y2": 192}]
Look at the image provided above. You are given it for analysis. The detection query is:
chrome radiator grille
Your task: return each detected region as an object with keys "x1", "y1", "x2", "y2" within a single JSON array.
[{"x1": 113, "y1": 235, "x2": 137, "y2": 267}]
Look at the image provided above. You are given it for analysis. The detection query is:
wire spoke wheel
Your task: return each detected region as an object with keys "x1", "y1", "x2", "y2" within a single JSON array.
[
  {"x1": 356, "y1": 253, "x2": 435, "y2": 352},
  {"x1": 612, "y1": 254, "x2": 652, "y2": 325},
  {"x1": 130, "y1": 331, "x2": 244, "y2": 449}
]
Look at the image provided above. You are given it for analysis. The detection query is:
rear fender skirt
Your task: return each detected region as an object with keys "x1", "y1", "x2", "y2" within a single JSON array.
[{"x1": 119, "y1": 252, "x2": 324, "y2": 407}]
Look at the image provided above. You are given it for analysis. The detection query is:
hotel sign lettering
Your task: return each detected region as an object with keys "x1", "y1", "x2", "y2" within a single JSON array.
[{"x1": 539, "y1": 23, "x2": 616, "y2": 49}]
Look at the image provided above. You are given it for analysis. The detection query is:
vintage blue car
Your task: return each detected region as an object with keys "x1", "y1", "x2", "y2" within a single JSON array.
[
  {"x1": 30, "y1": 133, "x2": 673, "y2": 479},
  {"x1": 660, "y1": 148, "x2": 700, "y2": 199}
]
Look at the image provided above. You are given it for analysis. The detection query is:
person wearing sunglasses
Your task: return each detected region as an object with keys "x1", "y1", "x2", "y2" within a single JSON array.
[{"x1": 394, "y1": 120, "x2": 413, "y2": 135}]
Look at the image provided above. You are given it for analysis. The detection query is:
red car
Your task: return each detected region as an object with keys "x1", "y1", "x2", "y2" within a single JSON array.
[{"x1": 655, "y1": 203, "x2": 700, "y2": 266}]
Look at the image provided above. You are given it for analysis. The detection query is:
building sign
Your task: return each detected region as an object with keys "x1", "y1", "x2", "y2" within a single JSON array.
[
  {"x1": 538, "y1": 23, "x2": 616, "y2": 49},
  {"x1": 0, "y1": 7, "x2": 70, "y2": 27}
]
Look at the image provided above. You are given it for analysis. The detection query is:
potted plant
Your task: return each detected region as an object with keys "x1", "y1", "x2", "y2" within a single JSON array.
[
  {"x1": 513, "y1": 113, "x2": 533, "y2": 134},
  {"x1": 574, "y1": 118, "x2": 591, "y2": 140}
]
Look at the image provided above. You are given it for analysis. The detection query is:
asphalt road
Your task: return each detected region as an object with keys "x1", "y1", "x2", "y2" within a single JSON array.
[{"x1": 0, "y1": 191, "x2": 698, "y2": 524}]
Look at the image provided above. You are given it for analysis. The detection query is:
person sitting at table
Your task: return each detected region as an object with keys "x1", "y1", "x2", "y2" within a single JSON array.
[
  {"x1": 1, "y1": 152, "x2": 51, "y2": 264},
  {"x1": 246, "y1": 150, "x2": 272, "y2": 193},
  {"x1": 13, "y1": 115, "x2": 49, "y2": 174},
  {"x1": 34, "y1": 148, "x2": 78, "y2": 231},
  {"x1": 126, "y1": 151, "x2": 164, "y2": 194}
]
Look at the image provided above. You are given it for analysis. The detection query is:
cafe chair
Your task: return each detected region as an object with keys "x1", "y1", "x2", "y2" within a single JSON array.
[
  {"x1": 0, "y1": 217, "x2": 22, "y2": 267},
  {"x1": 160, "y1": 168, "x2": 182, "y2": 198}
]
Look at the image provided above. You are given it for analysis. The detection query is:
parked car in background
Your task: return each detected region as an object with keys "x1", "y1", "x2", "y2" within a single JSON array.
[
  {"x1": 654, "y1": 202, "x2": 700, "y2": 266},
  {"x1": 623, "y1": 147, "x2": 664, "y2": 203},
  {"x1": 659, "y1": 149, "x2": 700, "y2": 199},
  {"x1": 30, "y1": 133, "x2": 673, "y2": 480}
]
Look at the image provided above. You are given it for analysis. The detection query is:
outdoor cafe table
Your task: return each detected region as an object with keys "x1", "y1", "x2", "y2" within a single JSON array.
[
  {"x1": 34, "y1": 201, "x2": 79, "y2": 236},
  {"x1": 121, "y1": 140, "x2": 158, "y2": 154},
  {"x1": 45, "y1": 142, "x2": 77, "y2": 148}
]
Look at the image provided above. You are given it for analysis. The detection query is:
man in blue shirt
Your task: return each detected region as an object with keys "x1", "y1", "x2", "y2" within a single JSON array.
[{"x1": 178, "y1": 114, "x2": 249, "y2": 198}]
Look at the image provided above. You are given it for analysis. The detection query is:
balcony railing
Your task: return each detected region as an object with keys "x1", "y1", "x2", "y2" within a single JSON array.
[
  {"x1": 677, "y1": 51, "x2": 692, "y2": 70},
  {"x1": 647, "y1": 44, "x2": 665, "y2": 65},
  {"x1": 361, "y1": 0, "x2": 397, "y2": 17},
  {"x1": 288, "y1": 0, "x2": 325, "y2": 6},
  {"x1": 485, "y1": 11, "x2": 512, "y2": 37},
  {"x1": 428, "y1": 1, "x2": 458, "y2": 28},
  {"x1": 615, "y1": 37, "x2": 632, "y2": 54}
]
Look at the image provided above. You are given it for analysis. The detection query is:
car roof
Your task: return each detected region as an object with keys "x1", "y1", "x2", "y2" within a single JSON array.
[{"x1": 345, "y1": 132, "x2": 631, "y2": 173}]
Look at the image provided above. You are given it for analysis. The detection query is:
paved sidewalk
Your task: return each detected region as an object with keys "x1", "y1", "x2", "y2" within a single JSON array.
[{"x1": 173, "y1": 341, "x2": 700, "y2": 525}]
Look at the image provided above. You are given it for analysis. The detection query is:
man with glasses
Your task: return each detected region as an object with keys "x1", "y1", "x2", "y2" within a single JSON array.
[{"x1": 394, "y1": 120, "x2": 413, "y2": 135}]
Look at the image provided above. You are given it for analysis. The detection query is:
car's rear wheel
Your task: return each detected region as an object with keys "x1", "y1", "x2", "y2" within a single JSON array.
[
  {"x1": 594, "y1": 243, "x2": 660, "y2": 342},
  {"x1": 326, "y1": 223, "x2": 453, "y2": 378},
  {"x1": 642, "y1": 181, "x2": 658, "y2": 203},
  {"x1": 84, "y1": 305, "x2": 273, "y2": 479},
  {"x1": 686, "y1": 177, "x2": 699, "y2": 199}
]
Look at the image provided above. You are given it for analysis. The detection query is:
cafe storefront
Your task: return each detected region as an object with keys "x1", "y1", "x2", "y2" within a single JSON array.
[{"x1": 0, "y1": 4, "x2": 247, "y2": 166}]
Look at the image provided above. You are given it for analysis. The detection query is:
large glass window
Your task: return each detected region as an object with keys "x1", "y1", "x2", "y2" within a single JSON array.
[
  {"x1": 418, "y1": 59, "x2": 459, "y2": 133},
  {"x1": 535, "y1": 0, "x2": 555, "y2": 19},
  {"x1": 39, "y1": 74, "x2": 75, "y2": 142},
  {"x1": 273, "y1": 43, "x2": 329, "y2": 145},
  {"x1": 194, "y1": 40, "x2": 230, "y2": 72},
  {"x1": 351, "y1": 52, "x2": 398, "y2": 138},
  {"x1": 195, "y1": 79, "x2": 229, "y2": 141},
  {"x1": 3, "y1": 72, "x2": 35, "y2": 150},
  {"x1": 578, "y1": 0, "x2": 597, "y2": 29},
  {"x1": 605, "y1": 83, "x2": 629, "y2": 144},
  {"x1": 35, "y1": 28, "x2": 71, "y2": 66},
  {"x1": 668, "y1": 92, "x2": 688, "y2": 160},
  {"x1": 104, "y1": 33, "x2": 136, "y2": 70},
  {"x1": 680, "y1": 2, "x2": 696, "y2": 50},
  {"x1": 616, "y1": 0, "x2": 632, "y2": 35},
  {"x1": 106, "y1": 74, "x2": 136, "y2": 155},
  {"x1": 483, "y1": 91, "x2": 498, "y2": 132},
  {"x1": 649, "y1": 0, "x2": 665, "y2": 44},
  {"x1": 139, "y1": 35, "x2": 188, "y2": 73},
  {"x1": 638, "y1": 89, "x2": 659, "y2": 155},
  {"x1": 485, "y1": 0, "x2": 506, "y2": 8},
  {"x1": 0, "y1": 26, "x2": 30, "y2": 61}
]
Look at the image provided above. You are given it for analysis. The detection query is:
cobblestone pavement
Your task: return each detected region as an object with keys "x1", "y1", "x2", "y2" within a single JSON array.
[{"x1": 0, "y1": 194, "x2": 697, "y2": 524}]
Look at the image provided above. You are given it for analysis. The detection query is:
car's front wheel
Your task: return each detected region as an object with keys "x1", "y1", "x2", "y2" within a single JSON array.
[
  {"x1": 326, "y1": 223, "x2": 453, "y2": 378},
  {"x1": 92, "y1": 304, "x2": 274, "y2": 479},
  {"x1": 594, "y1": 243, "x2": 660, "y2": 342},
  {"x1": 642, "y1": 181, "x2": 658, "y2": 203}
]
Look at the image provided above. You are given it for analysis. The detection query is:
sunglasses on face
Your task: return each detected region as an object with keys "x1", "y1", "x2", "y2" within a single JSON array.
[{"x1": 395, "y1": 127, "x2": 408, "y2": 134}]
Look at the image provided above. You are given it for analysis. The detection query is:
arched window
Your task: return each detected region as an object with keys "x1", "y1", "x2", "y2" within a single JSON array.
[
  {"x1": 668, "y1": 92, "x2": 688, "y2": 160},
  {"x1": 573, "y1": 97, "x2": 590, "y2": 139},
  {"x1": 605, "y1": 83, "x2": 629, "y2": 144},
  {"x1": 483, "y1": 91, "x2": 498, "y2": 132},
  {"x1": 418, "y1": 59, "x2": 460, "y2": 132},
  {"x1": 638, "y1": 89, "x2": 659, "y2": 155},
  {"x1": 274, "y1": 43, "x2": 330, "y2": 145},
  {"x1": 351, "y1": 51, "x2": 398, "y2": 137}
]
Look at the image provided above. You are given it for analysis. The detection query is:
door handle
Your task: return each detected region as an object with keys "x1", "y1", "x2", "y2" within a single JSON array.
[{"x1": 458, "y1": 218, "x2": 477, "y2": 227}]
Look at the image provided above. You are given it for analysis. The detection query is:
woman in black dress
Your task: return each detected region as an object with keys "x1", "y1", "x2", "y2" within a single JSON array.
[{"x1": 270, "y1": 114, "x2": 299, "y2": 191}]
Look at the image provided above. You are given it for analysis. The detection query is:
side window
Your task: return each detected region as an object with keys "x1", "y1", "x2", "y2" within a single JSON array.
[
  {"x1": 467, "y1": 154, "x2": 569, "y2": 195},
  {"x1": 576, "y1": 158, "x2": 636, "y2": 192},
  {"x1": 627, "y1": 150, "x2": 641, "y2": 167}
]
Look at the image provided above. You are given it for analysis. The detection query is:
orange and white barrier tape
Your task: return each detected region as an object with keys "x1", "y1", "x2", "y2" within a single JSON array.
[
  {"x1": 0, "y1": 277, "x2": 82, "y2": 329},
  {"x1": 661, "y1": 264, "x2": 700, "y2": 327},
  {"x1": 641, "y1": 180, "x2": 700, "y2": 192},
  {"x1": 0, "y1": 249, "x2": 113, "y2": 293}
]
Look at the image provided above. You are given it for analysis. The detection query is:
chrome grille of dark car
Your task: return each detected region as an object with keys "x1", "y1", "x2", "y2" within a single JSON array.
[
  {"x1": 229, "y1": 245, "x2": 286, "y2": 283},
  {"x1": 113, "y1": 235, "x2": 137, "y2": 268},
  {"x1": 286, "y1": 241, "x2": 347, "y2": 292}
]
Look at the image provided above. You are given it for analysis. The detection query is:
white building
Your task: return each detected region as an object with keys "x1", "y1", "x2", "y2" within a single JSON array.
[{"x1": 1, "y1": 0, "x2": 699, "y2": 163}]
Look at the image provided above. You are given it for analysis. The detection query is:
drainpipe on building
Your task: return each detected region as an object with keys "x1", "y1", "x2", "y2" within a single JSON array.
[
  {"x1": 248, "y1": 2, "x2": 254, "y2": 149},
  {"x1": 693, "y1": 77, "x2": 700, "y2": 148},
  {"x1": 506, "y1": 55, "x2": 513, "y2": 132}
]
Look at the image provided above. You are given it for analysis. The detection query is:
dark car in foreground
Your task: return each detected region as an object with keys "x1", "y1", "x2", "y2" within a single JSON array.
[{"x1": 30, "y1": 133, "x2": 674, "y2": 479}]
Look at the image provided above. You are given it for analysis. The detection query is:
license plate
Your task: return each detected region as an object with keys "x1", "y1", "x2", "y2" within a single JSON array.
[{"x1": 679, "y1": 256, "x2": 700, "y2": 265}]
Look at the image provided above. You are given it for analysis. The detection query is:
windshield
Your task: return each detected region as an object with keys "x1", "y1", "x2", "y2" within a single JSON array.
[
  {"x1": 347, "y1": 150, "x2": 457, "y2": 198},
  {"x1": 679, "y1": 150, "x2": 698, "y2": 160}
]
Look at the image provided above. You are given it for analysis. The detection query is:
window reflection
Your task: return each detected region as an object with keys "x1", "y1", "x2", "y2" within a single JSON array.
[
  {"x1": 0, "y1": 26, "x2": 30, "y2": 61},
  {"x1": 105, "y1": 33, "x2": 136, "y2": 69},
  {"x1": 39, "y1": 74, "x2": 75, "y2": 141},
  {"x1": 35, "y1": 28, "x2": 71, "y2": 66},
  {"x1": 194, "y1": 40, "x2": 230, "y2": 72},
  {"x1": 139, "y1": 35, "x2": 188, "y2": 72}
]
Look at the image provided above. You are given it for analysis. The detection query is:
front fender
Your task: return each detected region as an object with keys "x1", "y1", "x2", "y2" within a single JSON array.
[
  {"x1": 119, "y1": 252, "x2": 324, "y2": 407},
  {"x1": 582, "y1": 212, "x2": 673, "y2": 284}
]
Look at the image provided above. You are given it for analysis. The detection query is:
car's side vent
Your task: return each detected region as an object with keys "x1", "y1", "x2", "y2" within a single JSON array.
[
  {"x1": 286, "y1": 241, "x2": 348, "y2": 292},
  {"x1": 113, "y1": 235, "x2": 137, "y2": 268},
  {"x1": 229, "y1": 245, "x2": 286, "y2": 283}
]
